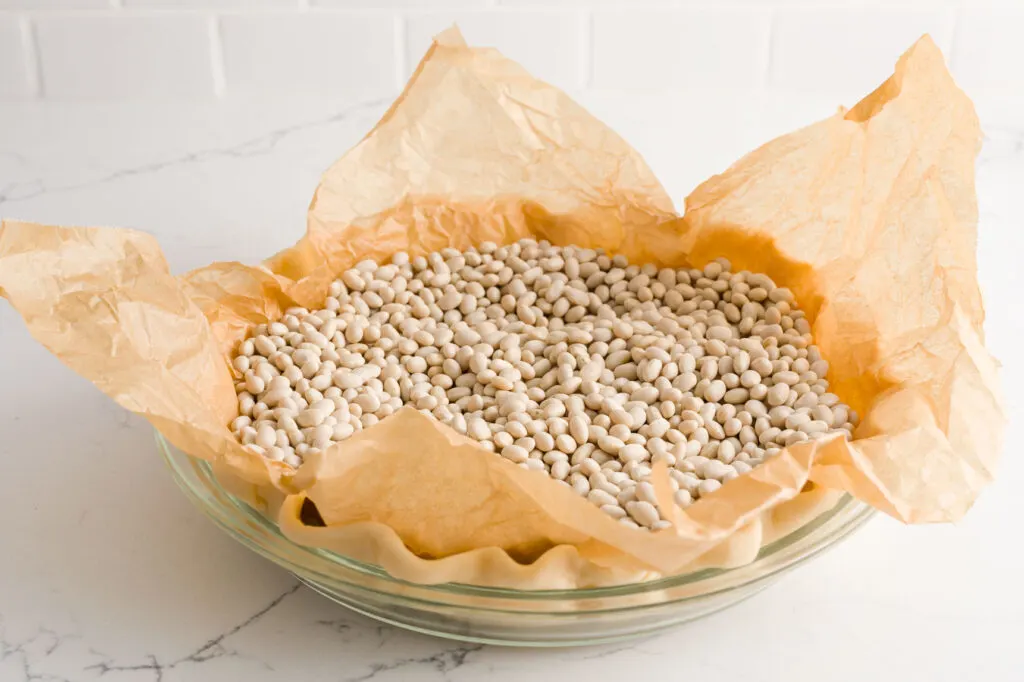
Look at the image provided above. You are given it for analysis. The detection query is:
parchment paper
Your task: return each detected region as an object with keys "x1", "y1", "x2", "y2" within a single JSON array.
[{"x1": 0, "y1": 30, "x2": 1003, "y2": 589}]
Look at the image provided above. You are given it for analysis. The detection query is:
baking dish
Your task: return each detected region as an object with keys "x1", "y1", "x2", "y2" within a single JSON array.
[{"x1": 158, "y1": 431, "x2": 873, "y2": 646}]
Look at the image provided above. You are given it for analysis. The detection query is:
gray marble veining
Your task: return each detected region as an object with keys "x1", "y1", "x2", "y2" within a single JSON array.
[{"x1": 1, "y1": 95, "x2": 1021, "y2": 682}]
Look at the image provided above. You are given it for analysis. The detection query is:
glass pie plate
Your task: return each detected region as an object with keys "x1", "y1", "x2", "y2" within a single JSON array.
[{"x1": 157, "y1": 431, "x2": 873, "y2": 647}]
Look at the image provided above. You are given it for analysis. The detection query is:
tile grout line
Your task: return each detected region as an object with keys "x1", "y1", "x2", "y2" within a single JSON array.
[
  {"x1": 0, "y1": 3, "x2": 1006, "y2": 104},
  {"x1": 578, "y1": 8, "x2": 592, "y2": 90},
  {"x1": 21, "y1": 14, "x2": 43, "y2": 100},
  {"x1": 208, "y1": 13, "x2": 226, "y2": 99},
  {"x1": 394, "y1": 10, "x2": 407, "y2": 91},
  {"x1": 945, "y1": 4, "x2": 964, "y2": 73},
  {"x1": 763, "y1": 7, "x2": 778, "y2": 92}
]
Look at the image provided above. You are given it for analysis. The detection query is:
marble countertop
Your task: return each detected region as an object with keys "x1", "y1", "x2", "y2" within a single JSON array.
[{"x1": 1, "y1": 93, "x2": 1022, "y2": 681}]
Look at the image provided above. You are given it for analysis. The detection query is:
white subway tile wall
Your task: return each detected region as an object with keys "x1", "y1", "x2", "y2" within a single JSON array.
[
  {"x1": 220, "y1": 12, "x2": 397, "y2": 97},
  {"x1": 770, "y1": 6, "x2": 957, "y2": 95},
  {"x1": 591, "y1": 8, "x2": 771, "y2": 90},
  {"x1": 125, "y1": 1, "x2": 303, "y2": 7},
  {"x1": 34, "y1": 14, "x2": 216, "y2": 98},
  {"x1": 314, "y1": 1, "x2": 490, "y2": 7},
  {"x1": 0, "y1": 2, "x2": 1020, "y2": 103},
  {"x1": 0, "y1": 16, "x2": 33, "y2": 98},
  {"x1": 0, "y1": 0, "x2": 111, "y2": 8},
  {"x1": 404, "y1": 10, "x2": 582, "y2": 86},
  {"x1": 952, "y1": 6, "x2": 1024, "y2": 92}
]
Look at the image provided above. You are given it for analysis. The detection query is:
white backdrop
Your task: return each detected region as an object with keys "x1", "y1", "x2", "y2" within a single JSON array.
[
  {"x1": 1, "y1": 2, "x2": 1023, "y2": 681},
  {"x1": 0, "y1": 1, "x2": 1022, "y2": 124}
]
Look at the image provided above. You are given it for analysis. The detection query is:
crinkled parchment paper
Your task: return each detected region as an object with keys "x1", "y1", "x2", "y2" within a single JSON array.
[{"x1": 0, "y1": 30, "x2": 1003, "y2": 589}]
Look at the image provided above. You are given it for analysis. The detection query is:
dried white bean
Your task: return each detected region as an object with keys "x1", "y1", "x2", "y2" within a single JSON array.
[{"x1": 230, "y1": 242, "x2": 856, "y2": 530}]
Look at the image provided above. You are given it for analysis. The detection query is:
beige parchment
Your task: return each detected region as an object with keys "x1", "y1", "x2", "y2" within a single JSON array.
[{"x1": 0, "y1": 29, "x2": 1003, "y2": 588}]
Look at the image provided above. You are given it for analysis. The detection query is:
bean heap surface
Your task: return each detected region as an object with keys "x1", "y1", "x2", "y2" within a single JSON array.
[{"x1": 230, "y1": 240, "x2": 857, "y2": 530}]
